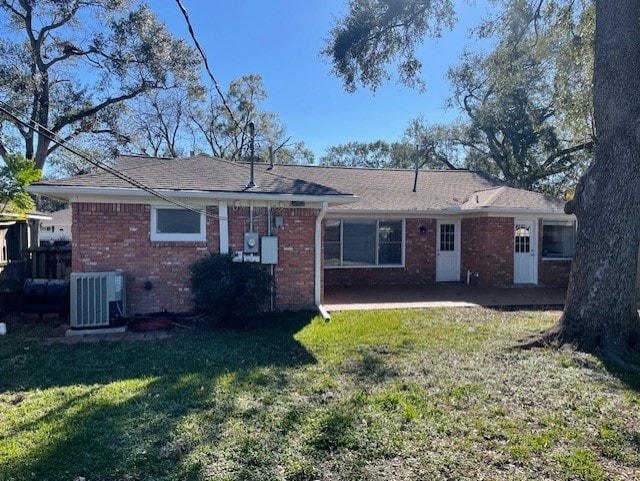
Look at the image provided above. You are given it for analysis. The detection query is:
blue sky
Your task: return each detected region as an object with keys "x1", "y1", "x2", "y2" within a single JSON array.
[{"x1": 150, "y1": 1, "x2": 495, "y2": 159}]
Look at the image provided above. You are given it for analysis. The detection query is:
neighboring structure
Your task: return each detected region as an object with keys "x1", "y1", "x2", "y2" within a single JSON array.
[
  {"x1": 29, "y1": 154, "x2": 577, "y2": 315},
  {"x1": 0, "y1": 210, "x2": 51, "y2": 279},
  {"x1": 39, "y1": 207, "x2": 72, "y2": 245}
]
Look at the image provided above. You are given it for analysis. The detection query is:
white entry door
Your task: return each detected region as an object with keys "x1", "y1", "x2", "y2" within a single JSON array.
[
  {"x1": 436, "y1": 220, "x2": 461, "y2": 282},
  {"x1": 514, "y1": 219, "x2": 537, "y2": 284}
]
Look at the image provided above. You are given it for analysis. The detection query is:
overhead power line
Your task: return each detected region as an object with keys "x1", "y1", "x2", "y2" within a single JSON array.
[
  {"x1": 174, "y1": 0, "x2": 240, "y2": 131},
  {"x1": 0, "y1": 100, "x2": 224, "y2": 220}
]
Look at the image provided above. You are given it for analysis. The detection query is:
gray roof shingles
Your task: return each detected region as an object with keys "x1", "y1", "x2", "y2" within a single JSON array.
[
  {"x1": 33, "y1": 154, "x2": 567, "y2": 213},
  {"x1": 38, "y1": 155, "x2": 348, "y2": 197}
]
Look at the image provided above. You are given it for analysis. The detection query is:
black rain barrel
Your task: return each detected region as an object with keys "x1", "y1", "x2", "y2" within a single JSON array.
[
  {"x1": 46, "y1": 280, "x2": 70, "y2": 311},
  {"x1": 23, "y1": 278, "x2": 70, "y2": 314},
  {"x1": 23, "y1": 279, "x2": 47, "y2": 305}
]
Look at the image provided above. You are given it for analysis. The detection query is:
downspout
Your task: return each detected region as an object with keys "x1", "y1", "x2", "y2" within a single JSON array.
[{"x1": 315, "y1": 201, "x2": 330, "y2": 320}]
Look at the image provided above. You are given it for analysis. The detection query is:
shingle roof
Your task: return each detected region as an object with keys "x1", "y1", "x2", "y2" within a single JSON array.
[
  {"x1": 267, "y1": 164, "x2": 567, "y2": 212},
  {"x1": 458, "y1": 186, "x2": 566, "y2": 212},
  {"x1": 31, "y1": 154, "x2": 568, "y2": 213},
  {"x1": 36, "y1": 155, "x2": 349, "y2": 197},
  {"x1": 270, "y1": 163, "x2": 507, "y2": 211}
]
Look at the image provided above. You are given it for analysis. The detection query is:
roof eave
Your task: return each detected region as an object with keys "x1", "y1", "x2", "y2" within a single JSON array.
[
  {"x1": 459, "y1": 206, "x2": 570, "y2": 216},
  {"x1": 0, "y1": 211, "x2": 51, "y2": 221},
  {"x1": 326, "y1": 207, "x2": 461, "y2": 217},
  {"x1": 326, "y1": 206, "x2": 571, "y2": 217}
]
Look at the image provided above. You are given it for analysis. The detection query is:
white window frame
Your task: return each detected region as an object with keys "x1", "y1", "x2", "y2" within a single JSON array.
[
  {"x1": 150, "y1": 206, "x2": 206, "y2": 242},
  {"x1": 324, "y1": 218, "x2": 405, "y2": 269},
  {"x1": 0, "y1": 236, "x2": 7, "y2": 265},
  {"x1": 541, "y1": 219, "x2": 576, "y2": 261}
]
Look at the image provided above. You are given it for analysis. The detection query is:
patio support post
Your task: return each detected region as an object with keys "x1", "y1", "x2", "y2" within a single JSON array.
[
  {"x1": 315, "y1": 201, "x2": 330, "y2": 320},
  {"x1": 219, "y1": 201, "x2": 229, "y2": 254}
]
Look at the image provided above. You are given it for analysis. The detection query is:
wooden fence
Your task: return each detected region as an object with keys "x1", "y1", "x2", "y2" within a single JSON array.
[
  {"x1": 29, "y1": 246, "x2": 72, "y2": 280},
  {"x1": 0, "y1": 259, "x2": 29, "y2": 283}
]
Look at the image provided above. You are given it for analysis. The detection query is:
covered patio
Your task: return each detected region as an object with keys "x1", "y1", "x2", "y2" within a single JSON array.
[{"x1": 323, "y1": 284, "x2": 567, "y2": 311}]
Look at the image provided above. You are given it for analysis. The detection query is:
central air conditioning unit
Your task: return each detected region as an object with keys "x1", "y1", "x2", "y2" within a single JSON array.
[{"x1": 70, "y1": 272, "x2": 126, "y2": 329}]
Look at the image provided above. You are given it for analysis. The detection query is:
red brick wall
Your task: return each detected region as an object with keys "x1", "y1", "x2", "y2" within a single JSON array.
[
  {"x1": 324, "y1": 218, "x2": 437, "y2": 286},
  {"x1": 227, "y1": 207, "x2": 317, "y2": 310},
  {"x1": 275, "y1": 209, "x2": 317, "y2": 310},
  {"x1": 538, "y1": 260, "x2": 571, "y2": 287},
  {"x1": 324, "y1": 216, "x2": 571, "y2": 289},
  {"x1": 72, "y1": 202, "x2": 318, "y2": 314},
  {"x1": 461, "y1": 217, "x2": 514, "y2": 287},
  {"x1": 72, "y1": 203, "x2": 219, "y2": 314}
]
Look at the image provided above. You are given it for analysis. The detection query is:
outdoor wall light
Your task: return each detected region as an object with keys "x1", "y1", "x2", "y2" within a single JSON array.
[{"x1": 419, "y1": 225, "x2": 427, "y2": 235}]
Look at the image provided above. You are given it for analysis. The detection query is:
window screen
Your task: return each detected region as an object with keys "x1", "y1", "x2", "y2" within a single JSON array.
[
  {"x1": 343, "y1": 221, "x2": 376, "y2": 265},
  {"x1": 378, "y1": 220, "x2": 402, "y2": 264},
  {"x1": 156, "y1": 209, "x2": 201, "y2": 234},
  {"x1": 542, "y1": 221, "x2": 575, "y2": 258},
  {"x1": 323, "y1": 220, "x2": 342, "y2": 266},
  {"x1": 323, "y1": 219, "x2": 403, "y2": 267}
]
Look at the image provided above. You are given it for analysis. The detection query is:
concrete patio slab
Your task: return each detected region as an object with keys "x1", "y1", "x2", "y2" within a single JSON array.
[{"x1": 323, "y1": 284, "x2": 566, "y2": 311}]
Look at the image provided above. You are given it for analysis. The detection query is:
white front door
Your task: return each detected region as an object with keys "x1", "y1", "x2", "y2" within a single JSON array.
[
  {"x1": 514, "y1": 219, "x2": 537, "y2": 284},
  {"x1": 436, "y1": 220, "x2": 461, "y2": 282}
]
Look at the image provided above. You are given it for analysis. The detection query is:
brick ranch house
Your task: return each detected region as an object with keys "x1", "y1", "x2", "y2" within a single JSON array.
[{"x1": 29, "y1": 154, "x2": 577, "y2": 315}]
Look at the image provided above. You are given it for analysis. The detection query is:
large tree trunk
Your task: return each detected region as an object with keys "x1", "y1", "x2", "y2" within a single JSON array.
[{"x1": 560, "y1": 1, "x2": 640, "y2": 354}]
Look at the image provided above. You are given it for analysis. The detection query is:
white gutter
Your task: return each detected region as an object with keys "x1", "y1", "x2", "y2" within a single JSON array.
[
  {"x1": 326, "y1": 207, "x2": 569, "y2": 217},
  {"x1": 0, "y1": 212, "x2": 52, "y2": 221},
  {"x1": 27, "y1": 185, "x2": 358, "y2": 205},
  {"x1": 315, "y1": 201, "x2": 330, "y2": 321}
]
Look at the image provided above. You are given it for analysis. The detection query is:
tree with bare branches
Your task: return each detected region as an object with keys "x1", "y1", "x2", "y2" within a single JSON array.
[{"x1": 0, "y1": 0, "x2": 200, "y2": 170}]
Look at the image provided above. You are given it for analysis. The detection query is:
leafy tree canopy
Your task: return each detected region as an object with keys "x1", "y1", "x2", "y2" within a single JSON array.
[
  {"x1": 324, "y1": 0, "x2": 595, "y2": 193},
  {"x1": 0, "y1": 153, "x2": 41, "y2": 218},
  {"x1": 320, "y1": 140, "x2": 412, "y2": 168},
  {"x1": 323, "y1": 0, "x2": 455, "y2": 92},
  {"x1": 0, "y1": 0, "x2": 201, "y2": 170},
  {"x1": 319, "y1": 120, "x2": 460, "y2": 170},
  {"x1": 446, "y1": 0, "x2": 594, "y2": 192}
]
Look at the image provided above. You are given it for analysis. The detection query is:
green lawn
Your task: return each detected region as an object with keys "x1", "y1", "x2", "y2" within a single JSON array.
[{"x1": 1, "y1": 308, "x2": 639, "y2": 481}]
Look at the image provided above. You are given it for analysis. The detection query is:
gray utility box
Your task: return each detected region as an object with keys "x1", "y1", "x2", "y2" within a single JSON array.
[
  {"x1": 244, "y1": 232, "x2": 260, "y2": 253},
  {"x1": 261, "y1": 236, "x2": 278, "y2": 264}
]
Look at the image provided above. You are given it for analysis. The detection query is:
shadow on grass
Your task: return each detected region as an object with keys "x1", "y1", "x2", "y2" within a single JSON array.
[
  {"x1": 342, "y1": 351, "x2": 401, "y2": 385},
  {"x1": 0, "y1": 310, "x2": 317, "y2": 392},
  {"x1": 595, "y1": 350, "x2": 640, "y2": 393},
  {"x1": 0, "y1": 310, "x2": 318, "y2": 481}
]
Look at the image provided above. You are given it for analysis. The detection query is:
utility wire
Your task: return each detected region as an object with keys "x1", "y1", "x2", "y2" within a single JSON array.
[
  {"x1": 174, "y1": 0, "x2": 240, "y2": 131},
  {"x1": 0, "y1": 100, "x2": 225, "y2": 220}
]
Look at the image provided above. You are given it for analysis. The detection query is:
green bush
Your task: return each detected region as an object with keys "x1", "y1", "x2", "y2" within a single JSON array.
[{"x1": 190, "y1": 253, "x2": 273, "y2": 327}]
